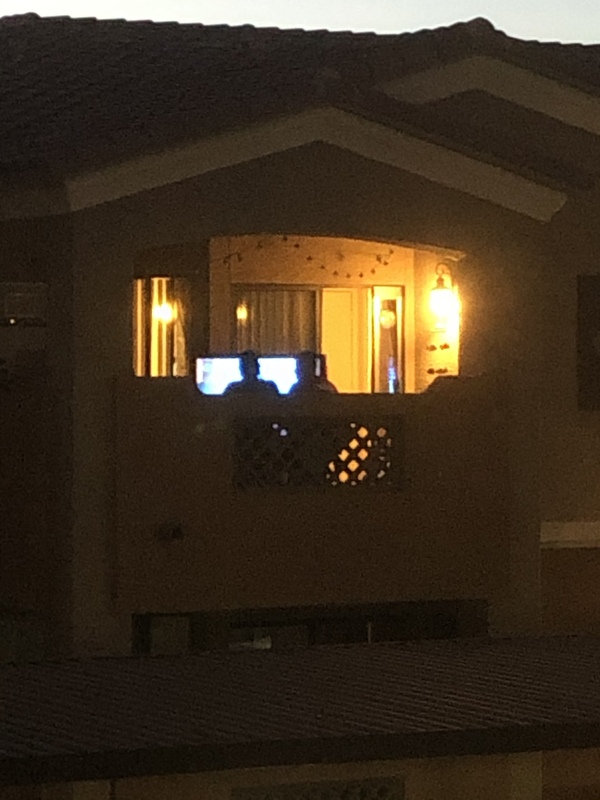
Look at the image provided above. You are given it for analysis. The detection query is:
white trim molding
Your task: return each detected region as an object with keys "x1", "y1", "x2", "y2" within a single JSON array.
[
  {"x1": 541, "y1": 520, "x2": 600, "y2": 549},
  {"x1": 66, "y1": 107, "x2": 565, "y2": 221},
  {"x1": 384, "y1": 55, "x2": 600, "y2": 136}
]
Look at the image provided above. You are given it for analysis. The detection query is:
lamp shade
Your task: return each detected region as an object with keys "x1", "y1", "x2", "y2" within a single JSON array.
[{"x1": 429, "y1": 273, "x2": 459, "y2": 331}]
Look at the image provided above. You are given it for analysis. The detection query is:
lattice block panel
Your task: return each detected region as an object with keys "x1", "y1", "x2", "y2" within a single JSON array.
[{"x1": 233, "y1": 417, "x2": 402, "y2": 490}]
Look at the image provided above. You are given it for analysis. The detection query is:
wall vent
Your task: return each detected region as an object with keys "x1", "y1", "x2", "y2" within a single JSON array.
[{"x1": 0, "y1": 282, "x2": 48, "y2": 326}]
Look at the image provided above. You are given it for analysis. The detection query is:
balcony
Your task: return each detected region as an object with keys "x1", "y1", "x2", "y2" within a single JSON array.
[{"x1": 114, "y1": 375, "x2": 511, "y2": 616}]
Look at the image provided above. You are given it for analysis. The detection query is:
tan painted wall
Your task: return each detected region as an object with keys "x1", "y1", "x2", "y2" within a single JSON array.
[
  {"x1": 0, "y1": 752, "x2": 544, "y2": 798},
  {"x1": 13, "y1": 746, "x2": 600, "y2": 800},
  {"x1": 543, "y1": 747, "x2": 600, "y2": 799},
  {"x1": 538, "y1": 183, "x2": 600, "y2": 522},
  {"x1": 113, "y1": 375, "x2": 511, "y2": 627},
  {"x1": 0, "y1": 212, "x2": 73, "y2": 656},
  {"x1": 37, "y1": 753, "x2": 540, "y2": 800},
  {"x1": 542, "y1": 548, "x2": 600, "y2": 634},
  {"x1": 68, "y1": 142, "x2": 549, "y2": 653},
  {"x1": 533, "y1": 183, "x2": 600, "y2": 637}
]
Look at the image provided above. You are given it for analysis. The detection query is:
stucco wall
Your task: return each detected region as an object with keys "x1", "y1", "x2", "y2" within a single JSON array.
[
  {"x1": 114, "y1": 375, "x2": 510, "y2": 625},
  {"x1": 0, "y1": 212, "x2": 73, "y2": 656},
  {"x1": 542, "y1": 547, "x2": 600, "y2": 634},
  {"x1": 69, "y1": 142, "x2": 548, "y2": 653},
  {"x1": 537, "y1": 182, "x2": 600, "y2": 520},
  {"x1": 16, "y1": 753, "x2": 541, "y2": 800}
]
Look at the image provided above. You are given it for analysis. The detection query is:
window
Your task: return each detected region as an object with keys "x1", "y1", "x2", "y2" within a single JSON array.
[
  {"x1": 133, "y1": 276, "x2": 190, "y2": 377},
  {"x1": 132, "y1": 613, "x2": 192, "y2": 655},
  {"x1": 132, "y1": 600, "x2": 487, "y2": 655}
]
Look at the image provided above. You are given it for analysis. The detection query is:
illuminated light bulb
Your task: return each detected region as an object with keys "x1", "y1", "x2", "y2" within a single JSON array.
[
  {"x1": 152, "y1": 302, "x2": 174, "y2": 322},
  {"x1": 429, "y1": 275, "x2": 458, "y2": 330},
  {"x1": 236, "y1": 303, "x2": 248, "y2": 323},
  {"x1": 379, "y1": 309, "x2": 396, "y2": 330}
]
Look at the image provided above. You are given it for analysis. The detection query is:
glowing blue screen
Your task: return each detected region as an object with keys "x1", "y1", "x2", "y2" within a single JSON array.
[{"x1": 196, "y1": 356, "x2": 298, "y2": 395}]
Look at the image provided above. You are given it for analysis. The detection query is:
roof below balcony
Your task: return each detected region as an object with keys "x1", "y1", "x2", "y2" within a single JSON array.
[{"x1": 2, "y1": 636, "x2": 600, "y2": 785}]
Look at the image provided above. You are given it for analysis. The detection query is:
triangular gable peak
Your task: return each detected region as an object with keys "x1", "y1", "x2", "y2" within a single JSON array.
[
  {"x1": 67, "y1": 106, "x2": 565, "y2": 221},
  {"x1": 383, "y1": 55, "x2": 600, "y2": 136}
]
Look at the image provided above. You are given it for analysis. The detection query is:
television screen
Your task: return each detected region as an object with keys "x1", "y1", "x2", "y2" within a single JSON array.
[{"x1": 196, "y1": 356, "x2": 299, "y2": 395}]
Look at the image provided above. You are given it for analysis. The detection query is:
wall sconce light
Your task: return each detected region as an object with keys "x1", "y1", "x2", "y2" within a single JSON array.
[
  {"x1": 151, "y1": 301, "x2": 175, "y2": 323},
  {"x1": 430, "y1": 263, "x2": 458, "y2": 330},
  {"x1": 379, "y1": 308, "x2": 396, "y2": 330},
  {"x1": 236, "y1": 302, "x2": 248, "y2": 323}
]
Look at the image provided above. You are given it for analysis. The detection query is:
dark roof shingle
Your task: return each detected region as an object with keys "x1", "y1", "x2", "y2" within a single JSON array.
[
  {"x1": 3, "y1": 637, "x2": 600, "y2": 785},
  {"x1": 1, "y1": 13, "x2": 599, "y2": 179}
]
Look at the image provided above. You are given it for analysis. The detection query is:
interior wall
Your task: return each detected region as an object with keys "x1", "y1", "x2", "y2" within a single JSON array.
[{"x1": 210, "y1": 234, "x2": 460, "y2": 393}]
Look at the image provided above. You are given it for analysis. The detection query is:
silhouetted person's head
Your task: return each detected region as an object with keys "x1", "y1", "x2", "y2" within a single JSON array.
[
  {"x1": 240, "y1": 350, "x2": 259, "y2": 380},
  {"x1": 297, "y1": 351, "x2": 316, "y2": 382}
]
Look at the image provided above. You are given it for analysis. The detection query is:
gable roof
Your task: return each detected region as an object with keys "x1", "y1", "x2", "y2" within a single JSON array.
[
  {"x1": 1, "y1": 13, "x2": 599, "y2": 221},
  {"x1": 0, "y1": 14, "x2": 598, "y2": 174},
  {"x1": 3, "y1": 637, "x2": 600, "y2": 786}
]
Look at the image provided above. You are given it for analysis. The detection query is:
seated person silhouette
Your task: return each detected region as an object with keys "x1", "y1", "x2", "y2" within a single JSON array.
[
  {"x1": 289, "y1": 351, "x2": 338, "y2": 396},
  {"x1": 224, "y1": 350, "x2": 280, "y2": 397}
]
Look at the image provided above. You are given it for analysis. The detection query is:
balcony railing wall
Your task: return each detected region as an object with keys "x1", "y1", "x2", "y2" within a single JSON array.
[{"x1": 114, "y1": 376, "x2": 512, "y2": 617}]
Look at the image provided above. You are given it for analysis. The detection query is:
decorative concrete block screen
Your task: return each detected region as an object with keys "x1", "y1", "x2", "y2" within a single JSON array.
[
  {"x1": 234, "y1": 779, "x2": 404, "y2": 800},
  {"x1": 233, "y1": 417, "x2": 402, "y2": 490}
]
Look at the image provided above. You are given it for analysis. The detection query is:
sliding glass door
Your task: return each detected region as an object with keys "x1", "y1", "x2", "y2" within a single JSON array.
[{"x1": 231, "y1": 284, "x2": 404, "y2": 393}]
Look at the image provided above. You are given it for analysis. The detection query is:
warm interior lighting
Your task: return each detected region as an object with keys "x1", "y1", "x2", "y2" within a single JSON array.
[
  {"x1": 236, "y1": 302, "x2": 248, "y2": 322},
  {"x1": 372, "y1": 288, "x2": 403, "y2": 394},
  {"x1": 379, "y1": 308, "x2": 396, "y2": 330},
  {"x1": 152, "y1": 302, "x2": 175, "y2": 323},
  {"x1": 133, "y1": 276, "x2": 190, "y2": 377},
  {"x1": 430, "y1": 266, "x2": 458, "y2": 331}
]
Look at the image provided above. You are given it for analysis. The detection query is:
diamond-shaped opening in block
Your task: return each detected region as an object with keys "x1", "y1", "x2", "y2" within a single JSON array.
[
  {"x1": 357, "y1": 448, "x2": 369, "y2": 460},
  {"x1": 348, "y1": 438, "x2": 359, "y2": 450},
  {"x1": 347, "y1": 459, "x2": 359, "y2": 472},
  {"x1": 377, "y1": 469, "x2": 387, "y2": 479},
  {"x1": 357, "y1": 469, "x2": 367, "y2": 481},
  {"x1": 357, "y1": 426, "x2": 368, "y2": 438},
  {"x1": 339, "y1": 449, "x2": 349, "y2": 461},
  {"x1": 377, "y1": 427, "x2": 388, "y2": 438},
  {"x1": 328, "y1": 461, "x2": 336, "y2": 472},
  {"x1": 338, "y1": 470, "x2": 349, "y2": 483}
]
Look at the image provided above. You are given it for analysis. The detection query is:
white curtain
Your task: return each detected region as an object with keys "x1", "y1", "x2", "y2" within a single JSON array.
[{"x1": 234, "y1": 288, "x2": 316, "y2": 354}]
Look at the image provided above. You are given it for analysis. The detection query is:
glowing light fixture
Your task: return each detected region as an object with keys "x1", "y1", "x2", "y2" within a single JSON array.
[
  {"x1": 236, "y1": 302, "x2": 248, "y2": 323},
  {"x1": 151, "y1": 302, "x2": 175, "y2": 323},
  {"x1": 133, "y1": 276, "x2": 190, "y2": 378},
  {"x1": 430, "y1": 264, "x2": 458, "y2": 330},
  {"x1": 379, "y1": 308, "x2": 396, "y2": 330}
]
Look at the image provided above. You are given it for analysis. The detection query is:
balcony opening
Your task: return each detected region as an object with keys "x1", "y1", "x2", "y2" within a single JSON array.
[{"x1": 210, "y1": 234, "x2": 462, "y2": 394}]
